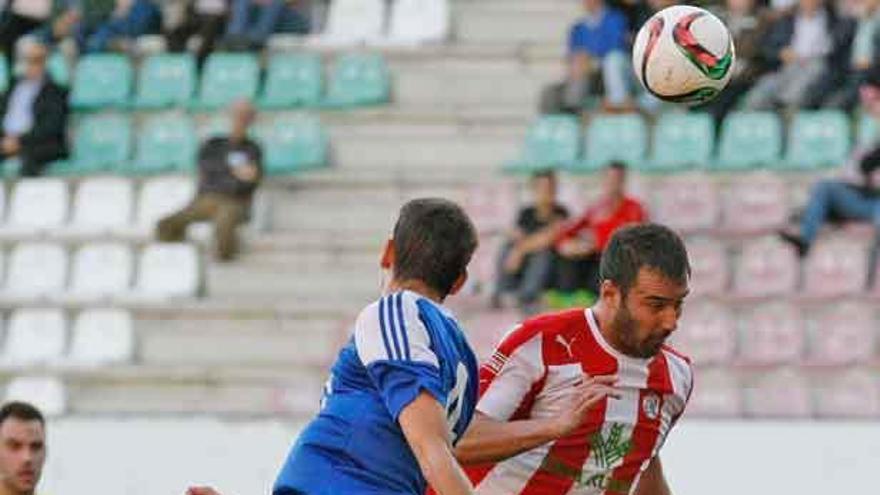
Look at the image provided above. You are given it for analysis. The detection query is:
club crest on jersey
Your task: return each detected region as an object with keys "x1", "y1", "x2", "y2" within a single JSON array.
[
  {"x1": 642, "y1": 393, "x2": 661, "y2": 420},
  {"x1": 485, "y1": 350, "x2": 508, "y2": 375}
]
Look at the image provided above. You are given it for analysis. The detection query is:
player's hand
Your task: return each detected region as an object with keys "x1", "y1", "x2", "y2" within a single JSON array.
[
  {"x1": 186, "y1": 486, "x2": 222, "y2": 495},
  {"x1": 550, "y1": 375, "x2": 620, "y2": 438}
]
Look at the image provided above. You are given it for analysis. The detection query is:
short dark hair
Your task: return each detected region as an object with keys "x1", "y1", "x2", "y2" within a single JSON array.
[
  {"x1": 599, "y1": 223, "x2": 690, "y2": 295},
  {"x1": 392, "y1": 198, "x2": 478, "y2": 296},
  {"x1": 606, "y1": 161, "x2": 628, "y2": 174},
  {"x1": 531, "y1": 169, "x2": 557, "y2": 184},
  {"x1": 0, "y1": 402, "x2": 45, "y2": 427}
]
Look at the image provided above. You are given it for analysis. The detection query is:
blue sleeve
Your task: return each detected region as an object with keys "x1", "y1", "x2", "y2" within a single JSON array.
[
  {"x1": 568, "y1": 23, "x2": 587, "y2": 55},
  {"x1": 365, "y1": 361, "x2": 446, "y2": 420}
]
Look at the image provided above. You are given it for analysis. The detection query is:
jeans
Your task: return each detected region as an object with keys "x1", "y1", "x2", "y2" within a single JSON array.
[
  {"x1": 157, "y1": 193, "x2": 247, "y2": 261},
  {"x1": 226, "y1": 0, "x2": 309, "y2": 45},
  {"x1": 494, "y1": 242, "x2": 555, "y2": 306},
  {"x1": 80, "y1": 0, "x2": 161, "y2": 52}
]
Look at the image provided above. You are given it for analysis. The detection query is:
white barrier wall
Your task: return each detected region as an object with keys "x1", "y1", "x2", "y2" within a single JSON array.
[{"x1": 38, "y1": 419, "x2": 878, "y2": 494}]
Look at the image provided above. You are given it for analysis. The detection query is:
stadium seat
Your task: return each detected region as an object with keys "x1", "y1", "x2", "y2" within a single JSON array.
[
  {"x1": 0, "y1": 185, "x2": 6, "y2": 223},
  {"x1": 720, "y1": 173, "x2": 788, "y2": 234},
  {"x1": 47, "y1": 51, "x2": 69, "y2": 87},
  {"x1": 69, "y1": 54, "x2": 132, "y2": 110},
  {"x1": 67, "y1": 309, "x2": 134, "y2": 365},
  {"x1": 738, "y1": 303, "x2": 805, "y2": 365},
  {"x1": 2, "y1": 243, "x2": 67, "y2": 300},
  {"x1": 461, "y1": 308, "x2": 522, "y2": 361},
  {"x1": 322, "y1": 53, "x2": 390, "y2": 108},
  {"x1": 574, "y1": 114, "x2": 648, "y2": 172},
  {"x1": 858, "y1": 111, "x2": 878, "y2": 147},
  {"x1": 255, "y1": 115, "x2": 329, "y2": 174},
  {"x1": 685, "y1": 237, "x2": 729, "y2": 297},
  {"x1": 68, "y1": 177, "x2": 134, "y2": 233},
  {"x1": 4, "y1": 377, "x2": 66, "y2": 417},
  {"x1": 803, "y1": 238, "x2": 869, "y2": 297},
  {"x1": 131, "y1": 176, "x2": 196, "y2": 236},
  {"x1": 5, "y1": 179, "x2": 68, "y2": 235},
  {"x1": 649, "y1": 112, "x2": 713, "y2": 171},
  {"x1": 504, "y1": 115, "x2": 580, "y2": 172},
  {"x1": 53, "y1": 114, "x2": 132, "y2": 175},
  {"x1": 259, "y1": 53, "x2": 323, "y2": 109},
  {"x1": 733, "y1": 238, "x2": 799, "y2": 297},
  {"x1": 684, "y1": 369, "x2": 742, "y2": 418},
  {"x1": 130, "y1": 243, "x2": 201, "y2": 300},
  {"x1": 133, "y1": 53, "x2": 197, "y2": 108},
  {"x1": 814, "y1": 370, "x2": 880, "y2": 418},
  {"x1": 130, "y1": 114, "x2": 197, "y2": 174},
  {"x1": 194, "y1": 53, "x2": 260, "y2": 109},
  {"x1": 783, "y1": 110, "x2": 850, "y2": 170},
  {"x1": 714, "y1": 111, "x2": 782, "y2": 170},
  {"x1": 465, "y1": 233, "x2": 505, "y2": 299},
  {"x1": 807, "y1": 303, "x2": 876, "y2": 365},
  {"x1": 387, "y1": 0, "x2": 450, "y2": 44},
  {"x1": 0, "y1": 56, "x2": 8, "y2": 94},
  {"x1": 67, "y1": 243, "x2": 133, "y2": 301},
  {"x1": 649, "y1": 174, "x2": 720, "y2": 233},
  {"x1": 672, "y1": 300, "x2": 735, "y2": 365},
  {"x1": 744, "y1": 369, "x2": 812, "y2": 418},
  {"x1": 319, "y1": 0, "x2": 386, "y2": 44},
  {"x1": 2, "y1": 309, "x2": 66, "y2": 366},
  {"x1": 463, "y1": 180, "x2": 518, "y2": 235}
]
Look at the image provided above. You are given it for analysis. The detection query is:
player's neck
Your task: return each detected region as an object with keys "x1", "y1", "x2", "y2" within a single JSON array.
[
  {"x1": 387, "y1": 279, "x2": 445, "y2": 304},
  {"x1": 590, "y1": 301, "x2": 627, "y2": 356}
]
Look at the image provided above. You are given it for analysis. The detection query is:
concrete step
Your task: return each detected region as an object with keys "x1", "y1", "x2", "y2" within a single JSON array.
[{"x1": 454, "y1": 0, "x2": 577, "y2": 45}]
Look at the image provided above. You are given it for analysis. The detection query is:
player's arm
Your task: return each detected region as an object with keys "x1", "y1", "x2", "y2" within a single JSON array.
[
  {"x1": 633, "y1": 456, "x2": 672, "y2": 495},
  {"x1": 455, "y1": 375, "x2": 619, "y2": 464},
  {"x1": 399, "y1": 391, "x2": 474, "y2": 495}
]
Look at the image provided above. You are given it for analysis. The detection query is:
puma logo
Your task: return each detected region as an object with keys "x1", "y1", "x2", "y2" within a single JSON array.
[{"x1": 555, "y1": 335, "x2": 576, "y2": 358}]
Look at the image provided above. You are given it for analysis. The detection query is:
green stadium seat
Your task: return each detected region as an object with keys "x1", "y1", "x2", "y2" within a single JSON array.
[
  {"x1": 134, "y1": 54, "x2": 197, "y2": 109},
  {"x1": 322, "y1": 53, "x2": 390, "y2": 108},
  {"x1": 0, "y1": 57, "x2": 9, "y2": 94},
  {"x1": 69, "y1": 54, "x2": 132, "y2": 110},
  {"x1": 129, "y1": 114, "x2": 197, "y2": 174},
  {"x1": 49, "y1": 114, "x2": 132, "y2": 175},
  {"x1": 649, "y1": 112, "x2": 713, "y2": 171},
  {"x1": 714, "y1": 111, "x2": 782, "y2": 170},
  {"x1": 194, "y1": 53, "x2": 259, "y2": 110},
  {"x1": 571, "y1": 114, "x2": 647, "y2": 172},
  {"x1": 259, "y1": 53, "x2": 323, "y2": 109},
  {"x1": 504, "y1": 114, "x2": 580, "y2": 173},
  {"x1": 783, "y1": 110, "x2": 850, "y2": 170},
  {"x1": 255, "y1": 115, "x2": 329, "y2": 175},
  {"x1": 47, "y1": 52, "x2": 69, "y2": 87},
  {"x1": 858, "y1": 112, "x2": 877, "y2": 147}
]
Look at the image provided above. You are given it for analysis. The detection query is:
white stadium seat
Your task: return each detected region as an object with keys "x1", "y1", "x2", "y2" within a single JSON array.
[
  {"x1": 67, "y1": 243, "x2": 133, "y2": 301},
  {"x1": 672, "y1": 300, "x2": 736, "y2": 365},
  {"x1": 684, "y1": 368, "x2": 742, "y2": 418},
  {"x1": 744, "y1": 369, "x2": 812, "y2": 418},
  {"x1": 5, "y1": 179, "x2": 68, "y2": 235},
  {"x1": 814, "y1": 370, "x2": 880, "y2": 419},
  {"x1": 721, "y1": 174, "x2": 788, "y2": 234},
  {"x1": 0, "y1": 183, "x2": 6, "y2": 224},
  {"x1": 738, "y1": 303, "x2": 805, "y2": 365},
  {"x1": 67, "y1": 309, "x2": 134, "y2": 365},
  {"x1": 650, "y1": 174, "x2": 720, "y2": 233},
  {"x1": 5, "y1": 376, "x2": 66, "y2": 417},
  {"x1": 2, "y1": 242, "x2": 67, "y2": 300},
  {"x1": 2, "y1": 309, "x2": 66, "y2": 366},
  {"x1": 318, "y1": 0, "x2": 386, "y2": 45},
  {"x1": 69, "y1": 177, "x2": 134, "y2": 234},
  {"x1": 686, "y1": 237, "x2": 729, "y2": 297},
  {"x1": 733, "y1": 237, "x2": 799, "y2": 297},
  {"x1": 132, "y1": 176, "x2": 195, "y2": 236},
  {"x1": 387, "y1": 0, "x2": 450, "y2": 44},
  {"x1": 130, "y1": 243, "x2": 201, "y2": 300},
  {"x1": 804, "y1": 238, "x2": 869, "y2": 297},
  {"x1": 807, "y1": 303, "x2": 876, "y2": 365}
]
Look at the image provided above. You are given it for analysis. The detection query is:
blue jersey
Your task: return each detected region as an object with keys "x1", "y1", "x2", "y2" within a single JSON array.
[{"x1": 273, "y1": 290, "x2": 479, "y2": 495}]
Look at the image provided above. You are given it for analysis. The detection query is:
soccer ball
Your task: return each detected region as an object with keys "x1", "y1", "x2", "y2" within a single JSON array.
[{"x1": 632, "y1": 5, "x2": 735, "y2": 105}]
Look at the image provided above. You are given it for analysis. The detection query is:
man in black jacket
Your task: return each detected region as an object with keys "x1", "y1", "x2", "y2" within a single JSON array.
[
  {"x1": 157, "y1": 99, "x2": 262, "y2": 261},
  {"x1": 0, "y1": 40, "x2": 67, "y2": 177}
]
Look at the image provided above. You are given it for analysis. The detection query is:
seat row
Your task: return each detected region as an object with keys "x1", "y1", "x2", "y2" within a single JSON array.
[
  {"x1": 317, "y1": 0, "x2": 449, "y2": 45},
  {"x1": 65, "y1": 51, "x2": 389, "y2": 111},
  {"x1": 506, "y1": 111, "x2": 872, "y2": 173},
  {"x1": 0, "y1": 242, "x2": 202, "y2": 303}
]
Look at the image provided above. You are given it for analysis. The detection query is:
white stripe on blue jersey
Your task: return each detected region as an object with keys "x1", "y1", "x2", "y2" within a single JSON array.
[{"x1": 356, "y1": 291, "x2": 440, "y2": 368}]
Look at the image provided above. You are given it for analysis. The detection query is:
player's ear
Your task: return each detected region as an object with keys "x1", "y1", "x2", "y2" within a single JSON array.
[
  {"x1": 600, "y1": 279, "x2": 622, "y2": 310},
  {"x1": 380, "y1": 239, "x2": 394, "y2": 270},
  {"x1": 447, "y1": 270, "x2": 468, "y2": 297}
]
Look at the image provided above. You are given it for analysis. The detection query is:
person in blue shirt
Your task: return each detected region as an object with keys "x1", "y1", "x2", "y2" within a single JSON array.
[{"x1": 541, "y1": 0, "x2": 632, "y2": 114}]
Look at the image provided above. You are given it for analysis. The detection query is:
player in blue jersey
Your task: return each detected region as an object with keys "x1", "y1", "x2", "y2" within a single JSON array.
[{"x1": 273, "y1": 197, "x2": 481, "y2": 495}]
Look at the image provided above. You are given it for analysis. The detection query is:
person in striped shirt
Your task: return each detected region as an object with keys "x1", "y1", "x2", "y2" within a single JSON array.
[{"x1": 454, "y1": 223, "x2": 693, "y2": 495}]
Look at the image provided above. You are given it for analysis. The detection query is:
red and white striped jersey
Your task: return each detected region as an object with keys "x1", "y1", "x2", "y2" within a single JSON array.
[{"x1": 468, "y1": 308, "x2": 693, "y2": 495}]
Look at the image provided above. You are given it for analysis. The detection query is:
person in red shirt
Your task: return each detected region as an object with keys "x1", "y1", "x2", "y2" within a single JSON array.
[{"x1": 555, "y1": 161, "x2": 647, "y2": 295}]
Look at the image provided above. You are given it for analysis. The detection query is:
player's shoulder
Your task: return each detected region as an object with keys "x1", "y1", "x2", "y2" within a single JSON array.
[
  {"x1": 661, "y1": 344, "x2": 695, "y2": 395},
  {"x1": 497, "y1": 309, "x2": 587, "y2": 352}
]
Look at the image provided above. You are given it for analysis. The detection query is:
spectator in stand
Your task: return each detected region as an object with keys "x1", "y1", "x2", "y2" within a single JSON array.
[
  {"x1": 697, "y1": 0, "x2": 770, "y2": 127},
  {"x1": 157, "y1": 99, "x2": 262, "y2": 261},
  {"x1": 0, "y1": 402, "x2": 47, "y2": 495},
  {"x1": 540, "y1": 0, "x2": 632, "y2": 114},
  {"x1": 222, "y1": 0, "x2": 310, "y2": 50},
  {"x1": 491, "y1": 170, "x2": 569, "y2": 314},
  {"x1": 555, "y1": 161, "x2": 647, "y2": 297},
  {"x1": 166, "y1": 0, "x2": 228, "y2": 66},
  {"x1": 744, "y1": 0, "x2": 851, "y2": 110},
  {"x1": 0, "y1": 0, "x2": 53, "y2": 65},
  {"x1": 0, "y1": 40, "x2": 67, "y2": 177},
  {"x1": 44, "y1": 0, "x2": 161, "y2": 53},
  {"x1": 779, "y1": 70, "x2": 880, "y2": 289}
]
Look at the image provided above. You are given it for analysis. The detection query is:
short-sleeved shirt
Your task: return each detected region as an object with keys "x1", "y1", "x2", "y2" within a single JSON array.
[
  {"x1": 568, "y1": 8, "x2": 629, "y2": 58},
  {"x1": 197, "y1": 136, "x2": 263, "y2": 200},
  {"x1": 516, "y1": 204, "x2": 570, "y2": 235},
  {"x1": 557, "y1": 196, "x2": 647, "y2": 252},
  {"x1": 273, "y1": 290, "x2": 479, "y2": 495}
]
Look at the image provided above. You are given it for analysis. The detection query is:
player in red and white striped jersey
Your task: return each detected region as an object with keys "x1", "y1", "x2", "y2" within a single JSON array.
[{"x1": 455, "y1": 224, "x2": 693, "y2": 495}]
